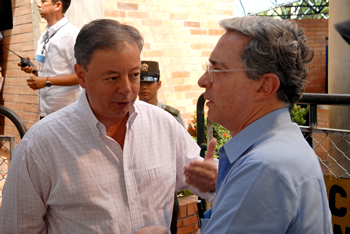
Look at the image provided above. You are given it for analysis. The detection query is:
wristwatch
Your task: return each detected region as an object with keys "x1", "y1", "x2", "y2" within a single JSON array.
[{"x1": 45, "y1": 77, "x2": 52, "y2": 87}]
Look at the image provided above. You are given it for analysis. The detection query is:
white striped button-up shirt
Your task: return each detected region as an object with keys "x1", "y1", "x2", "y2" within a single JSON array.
[{"x1": 0, "y1": 91, "x2": 213, "y2": 233}]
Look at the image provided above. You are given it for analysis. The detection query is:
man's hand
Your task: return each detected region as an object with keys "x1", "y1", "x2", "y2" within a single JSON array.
[
  {"x1": 184, "y1": 138, "x2": 217, "y2": 192},
  {"x1": 18, "y1": 57, "x2": 37, "y2": 74},
  {"x1": 27, "y1": 75, "x2": 46, "y2": 90},
  {"x1": 135, "y1": 225, "x2": 169, "y2": 234}
]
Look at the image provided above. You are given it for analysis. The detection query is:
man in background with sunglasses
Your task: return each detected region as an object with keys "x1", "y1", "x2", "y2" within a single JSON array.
[{"x1": 19, "y1": 0, "x2": 81, "y2": 119}]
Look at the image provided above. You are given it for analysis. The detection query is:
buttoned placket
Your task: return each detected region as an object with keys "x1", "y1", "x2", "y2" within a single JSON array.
[{"x1": 122, "y1": 118, "x2": 144, "y2": 232}]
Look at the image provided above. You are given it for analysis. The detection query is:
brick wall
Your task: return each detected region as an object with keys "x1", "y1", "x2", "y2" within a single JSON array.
[
  {"x1": 0, "y1": 2, "x2": 330, "y2": 135},
  {"x1": 178, "y1": 195, "x2": 200, "y2": 234},
  {"x1": 104, "y1": 0, "x2": 234, "y2": 127},
  {"x1": 0, "y1": 0, "x2": 38, "y2": 145},
  {"x1": 297, "y1": 19, "x2": 328, "y2": 94}
]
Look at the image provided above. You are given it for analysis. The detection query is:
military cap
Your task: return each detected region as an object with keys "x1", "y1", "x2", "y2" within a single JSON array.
[
  {"x1": 140, "y1": 61, "x2": 160, "y2": 82},
  {"x1": 335, "y1": 18, "x2": 350, "y2": 45}
]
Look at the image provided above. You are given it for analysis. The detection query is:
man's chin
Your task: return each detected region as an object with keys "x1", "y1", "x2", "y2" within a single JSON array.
[{"x1": 207, "y1": 110, "x2": 217, "y2": 123}]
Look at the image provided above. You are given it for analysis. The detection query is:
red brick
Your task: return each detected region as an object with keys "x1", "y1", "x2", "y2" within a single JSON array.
[
  {"x1": 172, "y1": 71, "x2": 190, "y2": 78},
  {"x1": 170, "y1": 13, "x2": 188, "y2": 20},
  {"x1": 13, "y1": 14, "x2": 33, "y2": 25},
  {"x1": 174, "y1": 85, "x2": 192, "y2": 92},
  {"x1": 104, "y1": 10, "x2": 126, "y2": 18},
  {"x1": 19, "y1": 24, "x2": 33, "y2": 34},
  {"x1": 127, "y1": 11, "x2": 148, "y2": 19},
  {"x1": 177, "y1": 225, "x2": 195, "y2": 234},
  {"x1": 14, "y1": 4, "x2": 32, "y2": 16},
  {"x1": 183, "y1": 215, "x2": 198, "y2": 226},
  {"x1": 190, "y1": 29, "x2": 207, "y2": 35},
  {"x1": 190, "y1": 44, "x2": 208, "y2": 50},
  {"x1": 201, "y1": 51, "x2": 211, "y2": 57},
  {"x1": 209, "y1": 29, "x2": 224, "y2": 35},
  {"x1": 142, "y1": 51, "x2": 163, "y2": 57},
  {"x1": 184, "y1": 21, "x2": 200, "y2": 28},
  {"x1": 187, "y1": 202, "x2": 195, "y2": 216},
  {"x1": 179, "y1": 202, "x2": 187, "y2": 218},
  {"x1": 177, "y1": 219, "x2": 183, "y2": 228},
  {"x1": 142, "y1": 20, "x2": 162, "y2": 27},
  {"x1": 117, "y1": 2, "x2": 138, "y2": 10}
]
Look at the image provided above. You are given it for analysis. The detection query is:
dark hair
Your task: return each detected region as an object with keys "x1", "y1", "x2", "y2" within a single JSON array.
[
  {"x1": 74, "y1": 19, "x2": 144, "y2": 70},
  {"x1": 219, "y1": 16, "x2": 314, "y2": 107},
  {"x1": 52, "y1": 0, "x2": 71, "y2": 14}
]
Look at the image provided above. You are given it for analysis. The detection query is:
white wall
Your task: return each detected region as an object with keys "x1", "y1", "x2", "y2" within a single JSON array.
[{"x1": 65, "y1": 0, "x2": 104, "y2": 29}]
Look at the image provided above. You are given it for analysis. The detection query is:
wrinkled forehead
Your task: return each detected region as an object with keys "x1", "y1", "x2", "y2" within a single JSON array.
[{"x1": 210, "y1": 32, "x2": 251, "y2": 67}]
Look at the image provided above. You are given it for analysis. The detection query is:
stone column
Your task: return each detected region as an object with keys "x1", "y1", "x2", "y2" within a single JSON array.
[{"x1": 328, "y1": 0, "x2": 350, "y2": 178}]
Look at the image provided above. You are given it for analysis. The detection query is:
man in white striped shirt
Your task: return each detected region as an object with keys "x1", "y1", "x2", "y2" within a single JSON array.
[{"x1": 0, "y1": 19, "x2": 217, "y2": 234}]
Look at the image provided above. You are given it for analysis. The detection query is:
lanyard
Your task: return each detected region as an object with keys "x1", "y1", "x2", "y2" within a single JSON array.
[{"x1": 41, "y1": 21, "x2": 69, "y2": 55}]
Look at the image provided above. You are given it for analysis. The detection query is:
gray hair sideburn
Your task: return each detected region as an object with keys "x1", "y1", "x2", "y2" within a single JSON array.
[
  {"x1": 74, "y1": 19, "x2": 144, "y2": 71},
  {"x1": 219, "y1": 16, "x2": 314, "y2": 107}
]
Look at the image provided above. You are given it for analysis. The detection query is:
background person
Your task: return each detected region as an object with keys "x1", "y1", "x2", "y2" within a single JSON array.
[
  {"x1": 139, "y1": 60, "x2": 185, "y2": 127},
  {"x1": 138, "y1": 60, "x2": 184, "y2": 234},
  {"x1": 0, "y1": 19, "x2": 217, "y2": 233},
  {"x1": 19, "y1": 0, "x2": 81, "y2": 118},
  {"x1": 192, "y1": 16, "x2": 332, "y2": 233}
]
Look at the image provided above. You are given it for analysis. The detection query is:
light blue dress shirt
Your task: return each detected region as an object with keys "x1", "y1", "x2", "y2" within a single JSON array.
[{"x1": 201, "y1": 108, "x2": 332, "y2": 233}]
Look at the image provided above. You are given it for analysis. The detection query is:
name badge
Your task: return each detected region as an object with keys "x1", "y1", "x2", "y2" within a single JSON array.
[{"x1": 35, "y1": 54, "x2": 45, "y2": 63}]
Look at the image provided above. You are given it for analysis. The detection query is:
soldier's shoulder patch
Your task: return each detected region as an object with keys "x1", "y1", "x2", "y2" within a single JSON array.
[{"x1": 163, "y1": 105, "x2": 180, "y2": 116}]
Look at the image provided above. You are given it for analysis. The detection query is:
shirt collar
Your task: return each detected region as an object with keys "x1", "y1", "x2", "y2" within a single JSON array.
[
  {"x1": 222, "y1": 108, "x2": 291, "y2": 164},
  {"x1": 77, "y1": 90, "x2": 139, "y2": 134},
  {"x1": 46, "y1": 17, "x2": 68, "y2": 37}
]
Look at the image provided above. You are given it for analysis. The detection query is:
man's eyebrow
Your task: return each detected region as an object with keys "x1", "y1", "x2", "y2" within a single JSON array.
[
  {"x1": 101, "y1": 66, "x2": 141, "y2": 76},
  {"x1": 209, "y1": 59, "x2": 228, "y2": 68},
  {"x1": 102, "y1": 70, "x2": 118, "y2": 75}
]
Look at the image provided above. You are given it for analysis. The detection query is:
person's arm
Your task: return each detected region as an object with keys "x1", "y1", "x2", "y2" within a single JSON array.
[
  {"x1": 0, "y1": 139, "x2": 49, "y2": 232},
  {"x1": 26, "y1": 73, "x2": 79, "y2": 90}
]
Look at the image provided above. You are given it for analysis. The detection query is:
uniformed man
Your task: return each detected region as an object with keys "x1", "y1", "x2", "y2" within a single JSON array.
[
  {"x1": 138, "y1": 60, "x2": 184, "y2": 234},
  {"x1": 139, "y1": 61, "x2": 185, "y2": 127}
]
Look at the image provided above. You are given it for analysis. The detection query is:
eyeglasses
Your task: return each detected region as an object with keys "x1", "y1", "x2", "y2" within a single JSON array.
[{"x1": 205, "y1": 62, "x2": 256, "y2": 82}]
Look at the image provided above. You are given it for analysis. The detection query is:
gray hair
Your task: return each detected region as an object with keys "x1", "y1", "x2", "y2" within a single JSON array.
[
  {"x1": 219, "y1": 16, "x2": 314, "y2": 107},
  {"x1": 74, "y1": 19, "x2": 144, "y2": 70}
]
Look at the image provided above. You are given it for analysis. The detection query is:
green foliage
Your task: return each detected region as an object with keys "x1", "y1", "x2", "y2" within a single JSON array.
[
  {"x1": 212, "y1": 122, "x2": 231, "y2": 155},
  {"x1": 176, "y1": 189, "x2": 193, "y2": 196},
  {"x1": 257, "y1": 0, "x2": 329, "y2": 20},
  {"x1": 290, "y1": 104, "x2": 309, "y2": 125}
]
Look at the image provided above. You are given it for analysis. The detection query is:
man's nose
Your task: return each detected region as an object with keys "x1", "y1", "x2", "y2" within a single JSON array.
[
  {"x1": 118, "y1": 77, "x2": 133, "y2": 95},
  {"x1": 198, "y1": 71, "x2": 211, "y2": 88}
]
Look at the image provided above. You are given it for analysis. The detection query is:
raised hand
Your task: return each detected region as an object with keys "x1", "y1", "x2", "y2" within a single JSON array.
[{"x1": 184, "y1": 138, "x2": 217, "y2": 192}]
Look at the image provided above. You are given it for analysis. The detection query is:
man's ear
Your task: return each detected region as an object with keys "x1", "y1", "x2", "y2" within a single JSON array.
[
  {"x1": 157, "y1": 80, "x2": 162, "y2": 90},
  {"x1": 255, "y1": 73, "x2": 280, "y2": 101},
  {"x1": 74, "y1": 64, "x2": 87, "y2": 89},
  {"x1": 54, "y1": 1, "x2": 63, "y2": 13}
]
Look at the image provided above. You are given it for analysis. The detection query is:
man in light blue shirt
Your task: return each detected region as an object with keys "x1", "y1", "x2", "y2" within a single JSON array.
[{"x1": 193, "y1": 16, "x2": 333, "y2": 233}]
